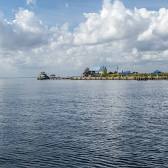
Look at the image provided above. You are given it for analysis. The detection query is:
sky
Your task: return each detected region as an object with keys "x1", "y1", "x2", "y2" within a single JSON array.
[{"x1": 1, "y1": 0, "x2": 168, "y2": 76}]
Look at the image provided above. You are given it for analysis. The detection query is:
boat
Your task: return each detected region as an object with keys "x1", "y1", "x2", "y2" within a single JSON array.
[{"x1": 37, "y1": 72, "x2": 50, "y2": 80}]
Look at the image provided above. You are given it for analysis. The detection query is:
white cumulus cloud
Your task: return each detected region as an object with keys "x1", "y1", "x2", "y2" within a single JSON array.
[{"x1": 1, "y1": 0, "x2": 168, "y2": 76}]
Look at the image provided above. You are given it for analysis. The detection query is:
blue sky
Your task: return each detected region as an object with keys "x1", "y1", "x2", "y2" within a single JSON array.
[
  {"x1": 0, "y1": 0, "x2": 101, "y2": 28},
  {"x1": 1, "y1": 0, "x2": 168, "y2": 28}
]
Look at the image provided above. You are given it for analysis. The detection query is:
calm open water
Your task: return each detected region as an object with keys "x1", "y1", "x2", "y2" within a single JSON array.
[{"x1": 0, "y1": 79, "x2": 168, "y2": 168}]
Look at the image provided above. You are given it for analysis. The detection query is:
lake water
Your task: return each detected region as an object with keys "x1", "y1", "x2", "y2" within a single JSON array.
[{"x1": 0, "y1": 79, "x2": 168, "y2": 168}]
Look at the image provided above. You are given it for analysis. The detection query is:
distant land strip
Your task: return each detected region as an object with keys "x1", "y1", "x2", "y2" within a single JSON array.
[{"x1": 37, "y1": 67, "x2": 168, "y2": 81}]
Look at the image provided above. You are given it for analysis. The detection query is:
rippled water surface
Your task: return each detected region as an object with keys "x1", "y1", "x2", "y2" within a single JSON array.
[{"x1": 0, "y1": 79, "x2": 168, "y2": 168}]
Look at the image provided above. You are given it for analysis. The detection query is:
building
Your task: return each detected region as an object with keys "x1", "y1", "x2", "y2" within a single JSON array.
[
  {"x1": 83, "y1": 68, "x2": 100, "y2": 77},
  {"x1": 152, "y1": 70, "x2": 162, "y2": 75},
  {"x1": 83, "y1": 66, "x2": 109, "y2": 77},
  {"x1": 120, "y1": 70, "x2": 131, "y2": 76},
  {"x1": 50, "y1": 74, "x2": 56, "y2": 80}
]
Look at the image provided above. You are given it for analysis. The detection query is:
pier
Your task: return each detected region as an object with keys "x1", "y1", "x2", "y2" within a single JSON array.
[{"x1": 71, "y1": 76, "x2": 168, "y2": 81}]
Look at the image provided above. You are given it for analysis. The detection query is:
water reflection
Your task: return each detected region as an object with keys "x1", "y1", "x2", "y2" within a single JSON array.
[{"x1": 0, "y1": 79, "x2": 168, "y2": 167}]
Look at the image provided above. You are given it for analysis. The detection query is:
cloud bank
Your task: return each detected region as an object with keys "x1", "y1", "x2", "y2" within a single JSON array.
[{"x1": 1, "y1": 0, "x2": 168, "y2": 76}]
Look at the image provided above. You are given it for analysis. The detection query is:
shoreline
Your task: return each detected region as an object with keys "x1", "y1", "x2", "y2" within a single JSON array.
[
  {"x1": 37, "y1": 71, "x2": 168, "y2": 81},
  {"x1": 40, "y1": 76, "x2": 168, "y2": 81}
]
